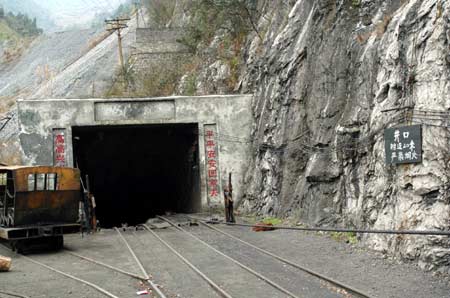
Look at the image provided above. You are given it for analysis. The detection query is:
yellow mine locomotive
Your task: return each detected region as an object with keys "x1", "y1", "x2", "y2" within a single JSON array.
[{"x1": 0, "y1": 166, "x2": 81, "y2": 252}]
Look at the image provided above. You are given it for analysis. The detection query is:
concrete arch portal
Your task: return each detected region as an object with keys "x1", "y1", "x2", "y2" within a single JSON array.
[{"x1": 17, "y1": 95, "x2": 252, "y2": 227}]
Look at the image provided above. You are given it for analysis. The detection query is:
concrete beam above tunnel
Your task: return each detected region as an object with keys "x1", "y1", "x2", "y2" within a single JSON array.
[{"x1": 16, "y1": 95, "x2": 253, "y2": 216}]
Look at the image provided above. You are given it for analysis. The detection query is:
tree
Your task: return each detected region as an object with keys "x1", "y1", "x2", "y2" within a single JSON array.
[
  {"x1": 0, "y1": 6, "x2": 4, "y2": 18},
  {"x1": 3, "y1": 10, "x2": 42, "y2": 37}
]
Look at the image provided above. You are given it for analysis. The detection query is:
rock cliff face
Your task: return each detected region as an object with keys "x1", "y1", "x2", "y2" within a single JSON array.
[
  {"x1": 1, "y1": 0, "x2": 449, "y2": 272},
  {"x1": 179, "y1": 0, "x2": 450, "y2": 272}
]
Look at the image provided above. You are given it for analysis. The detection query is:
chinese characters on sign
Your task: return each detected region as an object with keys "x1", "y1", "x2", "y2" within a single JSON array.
[
  {"x1": 53, "y1": 129, "x2": 66, "y2": 167},
  {"x1": 384, "y1": 124, "x2": 422, "y2": 165},
  {"x1": 204, "y1": 124, "x2": 220, "y2": 200}
]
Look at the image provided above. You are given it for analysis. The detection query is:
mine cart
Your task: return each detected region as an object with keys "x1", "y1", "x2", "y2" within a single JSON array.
[{"x1": 0, "y1": 166, "x2": 81, "y2": 251}]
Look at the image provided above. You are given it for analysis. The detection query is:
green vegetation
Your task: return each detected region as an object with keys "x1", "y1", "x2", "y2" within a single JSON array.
[
  {"x1": 178, "y1": 0, "x2": 260, "y2": 53},
  {"x1": 183, "y1": 73, "x2": 198, "y2": 96},
  {"x1": 106, "y1": 56, "x2": 195, "y2": 98},
  {"x1": 143, "y1": 0, "x2": 176, "y2": 28},
  {"x1": 330, "y1": 232, "x2": 358, "y2": 245},
  {"x1": 0, "y1": 7, "x2": 43, "y2": 63},
  {"x1": 0, "y1": 6, "x2": 42, "y2": 63},
  {"x1": 262, "y1": 217, "x2": 283, "y2": 225},
  {"x1": 0, "y1": 20, "x2": 19, "y2": 41},
  {"x1": 351, "y1": 0, "x2": 361, "y2": 7},
  {"x1": 0, "y1": 7, "x2": 42, "y2": 39},
  {"x1": 123, "y1": 0, "x2": 258, "y2": 96}
]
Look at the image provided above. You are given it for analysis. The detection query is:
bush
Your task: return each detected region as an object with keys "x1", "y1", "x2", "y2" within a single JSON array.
[
  {"x1": 330, "y1": 232, "x2": 358, "y2": 244},
  {"x1": 183, "y1": 73, "x2": 198, "y2": 96},
  {"x1": 351, "y1": 0, "x2": 361, "y2": 8},
  {"x1": 106, "y1": 55, "x2": 196, "y2": 98},
  {"x1": 143, "y1": 0, "x2": 177, "y2": 28},
  {"x1": 179, "y1": 0, "x2": 260, "y2": 53},
  {"x1": 262, "y1": 217, "x2": 282, "y2": 225}
]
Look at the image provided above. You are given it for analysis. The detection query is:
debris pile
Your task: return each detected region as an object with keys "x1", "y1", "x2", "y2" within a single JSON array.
[{"x1": 252, "y1": 222, "x2": 275, "y2": 232}]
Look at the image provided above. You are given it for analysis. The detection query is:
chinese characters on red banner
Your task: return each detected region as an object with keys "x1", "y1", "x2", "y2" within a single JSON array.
[
  {"x1": 204, "y1": 125, "x2": 220, "y2": 199},
  {"x1": 53, "y1": 129, "x2": 66, "y2": 167}
]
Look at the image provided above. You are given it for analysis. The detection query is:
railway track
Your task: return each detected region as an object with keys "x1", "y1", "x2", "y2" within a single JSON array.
[
  {"x1": 19, "y1": 254, "x2": 120, "y2": 298},
  {"x1": 150, "y1": 217, "x2": 301, "y2": 298},
  {"x1": 0, "y1": 243, "x2": 127, "y2": 298},
  {"x1": 183, "y1": 215, "x2": 374, "y2": 298},
  {"x1": 121, "y1": 226, "x2": 227, "y2": 298},
  {"x1": 1, "y1": 215, "x2": 375, "y2": 298},
  {"x1": 114, "y1": 227, "x2": 167, "y2": 298}
]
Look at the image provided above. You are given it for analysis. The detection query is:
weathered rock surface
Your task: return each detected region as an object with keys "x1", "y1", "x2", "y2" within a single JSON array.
[
  {"x1": 0, "y1": 29, "x2": 98, "y2": 100},
  {"x1": 1, "y1": 0, "x2": 449, "y2": 273},
  {"x1": 141, "y1": 0, "x2": 450, "y2": 272},
  {"x1": 233, "y1": 0, "x2": 450, "y2": 273}
]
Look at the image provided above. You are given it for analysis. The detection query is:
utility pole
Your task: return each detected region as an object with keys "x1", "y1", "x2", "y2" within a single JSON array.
[
  {"x1": 134, "y1": 1, "x2": 140, "y2": 28},
  {"x1": 105, "y1": 18, "x2": 130, "y2": 73}
]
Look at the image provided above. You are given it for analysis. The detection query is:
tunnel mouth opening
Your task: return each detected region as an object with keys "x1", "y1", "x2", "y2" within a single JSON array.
[{"x1": 72, "y1": 123, "x2": 201, "y2": 228}]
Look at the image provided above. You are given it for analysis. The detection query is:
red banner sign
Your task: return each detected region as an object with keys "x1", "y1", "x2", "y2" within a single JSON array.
[
  {"x1": 53, "y1": 129, "x2": 66, "y2": 167},
  {"x1": 204, "y1": 125, "x2": 220, "y2": 199}
]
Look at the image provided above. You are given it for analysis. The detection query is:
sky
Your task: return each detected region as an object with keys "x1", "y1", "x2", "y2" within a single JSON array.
[{"x1": 38, "y1": 0, "x2": 129, "y2": 28}]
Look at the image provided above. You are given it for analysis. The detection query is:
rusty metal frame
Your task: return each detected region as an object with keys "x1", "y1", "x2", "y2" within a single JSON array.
[
  {"x1": 0, "y1": 166, "x2": 81, "y2": 231},
  {"x1": 0, "y1": 223, "x2": 80, "y2": 240}
]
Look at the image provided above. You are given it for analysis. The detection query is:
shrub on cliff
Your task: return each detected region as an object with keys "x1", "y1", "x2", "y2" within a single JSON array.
[
  {"x1": 179, "y1": 0, "x2": 260, "y2": 52},
  {"x1": 143, "y1": 0, "x2": 177, "y2": 28}
]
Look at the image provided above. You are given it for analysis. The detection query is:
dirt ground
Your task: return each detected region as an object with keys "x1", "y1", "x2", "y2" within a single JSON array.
[{"x1": 0, "y1": 215, "x2": 449, "y2": 298}]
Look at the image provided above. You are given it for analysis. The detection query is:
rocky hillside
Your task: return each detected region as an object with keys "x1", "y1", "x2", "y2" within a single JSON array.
[
  {"x1": 155, "y1": 0, "x2": 450, "y2": 273},
  {"x1": 0, "y1": 0, "x2": 449, "y2": 273},
  {"x1": 0, "y1": 11, "x2": 141, "y2": 163}
]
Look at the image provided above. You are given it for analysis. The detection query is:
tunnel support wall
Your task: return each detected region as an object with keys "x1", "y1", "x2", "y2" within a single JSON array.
[{"x1": 16, "y1": 95, "x2": 253, "y2": 209}]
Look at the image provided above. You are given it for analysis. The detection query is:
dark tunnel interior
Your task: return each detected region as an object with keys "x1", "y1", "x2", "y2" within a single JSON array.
[{"x1": 72, "y1": 124, "x2": 201, "y2": 228}]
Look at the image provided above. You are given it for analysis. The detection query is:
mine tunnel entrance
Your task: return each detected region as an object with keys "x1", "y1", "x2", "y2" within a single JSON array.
[{"x1": 72, "y1": 124, "x2": 201, "y2": 228}]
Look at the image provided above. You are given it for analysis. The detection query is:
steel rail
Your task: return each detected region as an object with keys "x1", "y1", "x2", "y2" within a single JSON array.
[
  {"x1": 21, "y1": 255, "x2": 119, "y2": 298},
  {"x1": 0, "y1": 290, "x2": 30, "y2": 298},
  {"x1": 157, "y1": 216, "x2": 301, "y2": 298},
  {"x1": 114, "y1": 227, "x2": 167, "y2": 298},
  {"x1": 141, "y1": 224, "x2": 234, "y2": 298},
  {"x1": 65, "y1": 250, "x2": 147, "y2": 281},
  {"x1": 210, "y1": 221, "x2": 450, "y2": 236},
  {"x1": 189, "y1": 217, "x2": 372, "y2": 298}
]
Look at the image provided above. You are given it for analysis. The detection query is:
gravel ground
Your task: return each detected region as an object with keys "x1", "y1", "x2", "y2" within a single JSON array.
[
  {"x1": 184, "y1": 215, "x2": 450, "y2": 298},
  {"x1": 184, "y1": 225, "x2": 349, "y2": 298},
  {"x1": 152, "y1": 227, "x2": 291, "y2": 298},
  {"x1": 119, "y1": 229, "x2": 221, "y2": 298},
  {"x1": 1, "y1": 215, "x2": 450, "y2": 298},
  {"x1": 0, "y1": 244, "x2": 104, "y2": 298}
]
